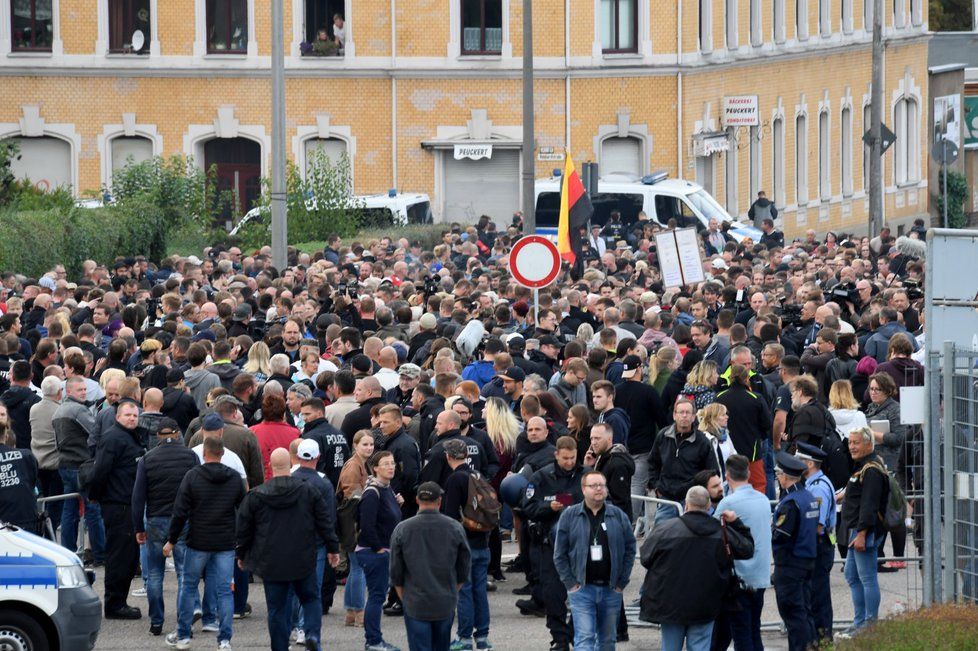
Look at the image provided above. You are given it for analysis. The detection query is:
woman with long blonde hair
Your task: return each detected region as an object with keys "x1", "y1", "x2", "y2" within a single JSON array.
[
  {"x1": 697, "y1": 402, "x2": 735, "y2": 470},
  {"x1": 648, "y1": 346, "x2": 679, "y2": 394},
  {"x1": 828, "y1": 379, "x2": 868, "y2": 439},
  {"x1": 681, "y1": 360, "x2": 719, "y2": 410},
  {"x1": 484, "y1": 396, "x2": 520, "y2": 581},
  {"x1": 243, "y1": 341, "x2": 271, "y2": 382}
]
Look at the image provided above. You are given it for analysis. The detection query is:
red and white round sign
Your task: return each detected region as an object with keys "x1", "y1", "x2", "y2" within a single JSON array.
[{"x1": 509, "y1": 235, "x2": 562, "y2": 289}]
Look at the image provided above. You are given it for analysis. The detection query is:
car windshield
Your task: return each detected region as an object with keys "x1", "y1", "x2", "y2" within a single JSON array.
[{"x1": 685, "y1": 189, "x2": 736, "y2": 223}]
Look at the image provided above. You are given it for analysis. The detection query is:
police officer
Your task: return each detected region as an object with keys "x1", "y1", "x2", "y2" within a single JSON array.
[
  {"x1": 772, "y1": 451, "x2": 819, "y2": 651},
  {"x1": 796, "y1": 442, "x2": 837, "y2": 645},
  {"x1": 0, "y1": 423, "x2": 39, "y2": 533},
  {"x1": 519, "y1": 436, "x2": 585, "y2": 651}
]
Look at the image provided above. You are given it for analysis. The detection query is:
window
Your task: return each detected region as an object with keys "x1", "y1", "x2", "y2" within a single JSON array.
[
  {"x1": 109, "y1": 0, "x2": 151, "y2": 53},
  {"x1": 303, "y1": 137, "x2": 348, "y2": 176},
  {"x1": 796, "y1": 0, "x2": 809, "y2": 40},
  {"x1": 9, "y1": 136, "x2": 71, "y2": 191},
  {"x1": 301, "y1": 1, "x2": 345, "y2": 55},
  {"x1": 725, "y1": 129, "x2": 738, "y2": 214},
  {"x1": 910, "y1": 0, "x2": 921, "y2": 25},
  {"x1": 11, "y1": 0, "x2": 53, "y2": 51},
  {"x1": 819, "y1": 0, "x2": 830, "y2": 36},
  {"x1": 110, "y1": 136, "x2": 153, "y2": 172},
  {"x1": 773, "y1": 117, "x2": 785, "y2": 205},
  {"x1": 841, "y1": 107, "x2": 853, "y2": 196},
  {"x1": 818, "y1": 111, "x2": 830, "y2": 201},
  {"x1": 600, "y1": 136, "x2": 643, "y2": 176},
  {"x1": 773, "y1": 0, "x2": 785, "y2": 42},
  {"x1": 893, "y1": 0, "x2": 905, "y2": 28},
  {"x1": 750, "y1": 0, "x2": 762, "y2": 45},
  {"x1": 863, "y1": 0, "x2": 872, "y2": 31},
  {"x1": 206, "y1": 0, "x2": 247, "y2": 53},
  {"x1": 726, "y1": 0, "x2": 738, "y2": 49},
  {"x1": 841, "y1": 0, "x2": 852, "y2": 33},
  {"x1": 600, "y1": 0, "x2": 637, "y2": 53},
  {"x1": 862, "y1": 104, "x2": 871, "y2": 190},
  {"x1": 699, "y1": 0, "x2": 713, "y2": 52},
  {"x1": 796, "y1": 114, "x2": 808, "y2": 205},
  {"x1": 461, "y1": 0, "x2": 502, "y2": 55},
  {"x1": 749, "y1": 126, "x2": 761, "y2": 199},
  {"x1": 894, "y1": 97, "x2": 919, "y2": 184}
]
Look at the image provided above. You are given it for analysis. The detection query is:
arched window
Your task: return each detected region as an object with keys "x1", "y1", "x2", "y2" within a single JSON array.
[
  {"x1": 841, "y1": 107, "x2": 853, "y2": 197},
  {"x1": 600, "y1": 136, "x2": 643, "y2": 177},
  {"x1": 795, "y1": 114, "x2": 808, "y2": 205},
  {"x1": 699, "y1": 0, "x2": 713, "y2": 52},
  {"x1": 110, "y1": 135, "x2": 154, "y2": 172},
  {"x1": 8, "y1": 136, "x2": 72, "y2": 192},
  {"x1": 726, "y1": 0, "x2": 738, "y2": 49},
  {"x1": 894, "y1": 97, "x2": 919, "y2": 185},
  {"x1": 773, "y1": 0, "x2": 786, "y2": 43},
  {"x1": 862, "y1": 103, "x2": 871, "y2": 191},
  {"x1": 818, "y1": 111, "x2": 831, "y2": 201},
  {"x1": 304, "y1": 137, "x2": 349, "y2": 176},
  {"x1": 772, "y1": 117, "x2": 785, "y2": 206},
  {"x1": 796, "y1": 0, "x2": 809, "y2": 40}
]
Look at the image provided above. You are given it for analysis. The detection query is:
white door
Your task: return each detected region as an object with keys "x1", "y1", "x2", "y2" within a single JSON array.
[
  {"x1": 442, "y1": 149, "x2": 520, "y2": 223},
  {"x1": 695, "y1": 155, "x2": 715, "y2": 196},
  {"x1": 10, "y1": 136, "x2": 72, "y2": 192},
  {"x1": 600, "y1": 136, "x2": 643, "y2": 177},
  {"x1": 111, "y1": 136, "x2": 154, "y2": 172}
]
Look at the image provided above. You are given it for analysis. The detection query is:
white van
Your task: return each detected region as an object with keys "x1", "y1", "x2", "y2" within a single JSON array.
[
  {"x1": 228, "y1": 191, "x2": 432, "y2": 237},
  {"x1": 0, "y1": 523, "x2": 101, "y2": 650},
  {"x1": 533, "y1": 172, "x2": 762, "y2": 243}
]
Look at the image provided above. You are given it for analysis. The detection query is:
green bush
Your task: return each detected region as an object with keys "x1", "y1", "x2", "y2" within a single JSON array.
[{"x1": 935, "y1": 169, "x2": 970, "y2": 229}]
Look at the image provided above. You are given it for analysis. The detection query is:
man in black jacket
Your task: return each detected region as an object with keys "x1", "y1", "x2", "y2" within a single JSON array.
[
  {"x1": 421, "y1": 410, "x2": 489, "y2": 486},
  {"x1": 299, "y1": 397, "x2": 350, "y2": 489},
  {"x1": 161, "y1": 368, "x2": 199, "y2": 432},
  {"x1": 518, "y1": 436, "x2": 585, "y2": 650},
  {"x1": 89, "y1": 399, "x2": 145, "y2": 620},
  {"x1": 1, "y1": 360, "x2": 40, "y2": 449},
  {"x1": 584, "y1": 423, "x2": 635, "y2": 520},
  {"x1": 132, "y1": 417, "x2": 200, "y2": 635},
  {"x1": 648, "y1": 399, "x2": 720, "y2": 524},
  {"x1": 452, "y1": 397, "x2": 500, "y2": 479},
  {"x1": 164, "y1": 437, "x2": 246, "y2": 649},
  {"x1": 340, "y1": 376, "x2": 386, "y2": 446},
  {"x1": 377, "y1": 404, "x2": 421, "y2": 519},
  {"x1": 236, "y1": 447, "x2": 339, "y2": 651}
]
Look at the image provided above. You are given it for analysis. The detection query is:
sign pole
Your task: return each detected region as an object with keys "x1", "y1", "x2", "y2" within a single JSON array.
[
  {"x1": 943, "y1": 138, "x2": 949, "y2": 229},
  {"x1": 533, "y1": 288, "x2": 539, "y2": 331}
]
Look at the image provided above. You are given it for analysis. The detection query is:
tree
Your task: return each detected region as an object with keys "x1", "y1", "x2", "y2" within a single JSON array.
[
  {"x1": 935, "y1": 169, "x2": 970, "y2": 229},
  {"x1": 929, "y1": 0, "x2": 973, "y2": 31}
]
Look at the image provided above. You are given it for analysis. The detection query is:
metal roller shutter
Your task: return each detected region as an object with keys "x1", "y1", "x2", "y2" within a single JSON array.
[
  {"x1": 443, "y1": 149, "x2": 520, "y2": 223},
  {"x1": 10, "y1": 136, "x2": 72, "y2": 192},
  {"x1": 600, "y1": 136, "x2": 642, "y2": 177},
  {"x1": 111, "y1": 136, "x2": 154, "y2": 172}
]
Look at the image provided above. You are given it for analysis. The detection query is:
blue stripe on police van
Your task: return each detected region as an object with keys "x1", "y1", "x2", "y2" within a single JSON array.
[{"x1": 0, "y1": 552, "x2": 58, "y2": 587}]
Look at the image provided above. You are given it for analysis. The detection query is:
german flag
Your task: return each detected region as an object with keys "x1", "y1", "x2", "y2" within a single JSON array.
[{"x1": 557, "y1": 153, "x2": 593, "y2": 266}]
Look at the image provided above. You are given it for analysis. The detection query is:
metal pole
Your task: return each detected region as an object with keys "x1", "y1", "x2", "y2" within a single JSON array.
[
  {"x1": 533, "y1": 288, "x2": 539, "y2": 331},
  {"x1": 270, "y1": 0, "x2": 288, "y2": 269},
  {"x1": 942, "y1": 340, "x2": 956, "y2": 602},
  {"x1": 942, "y1": 141, "x2": 949, "y2": 229},
  {"x1": 868, "y1": 0, "x2": 884, "y2": 238},
  {"x1": 521, "y1": 0, "x2": 536, "y2": 233}
]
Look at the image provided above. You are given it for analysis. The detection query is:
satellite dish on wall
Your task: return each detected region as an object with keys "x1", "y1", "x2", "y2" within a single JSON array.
[{"x1": 131, "y1": 29, "x2": 145, "y2": 52}]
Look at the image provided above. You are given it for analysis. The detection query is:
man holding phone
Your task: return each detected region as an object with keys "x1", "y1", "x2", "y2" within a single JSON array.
[{"x1": 519, "y1": 437, "x2": 585, "y2": 651}]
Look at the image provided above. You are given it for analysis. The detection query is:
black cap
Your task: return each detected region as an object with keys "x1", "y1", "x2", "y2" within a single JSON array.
[
  {"x1": 496, "y1": 366, "x2": 526, "y2": 383},
  {"x1": 794, "y1": 442, "x2": 828, "y2": 464},
  {"x1": 156, "y1": 417, "x2": 181, "y2": 436},
  {"x1": 232, "y1": 304, "x2": 252, "y2": 323},
  {"x1": 351, "y1": 354, "x2": 372, "y2": 374},
  {"x1": 416, "y1": 481, "x2": 444, "y2": 502},
  {"x1": 538, "y1": 335, "x2": 561, "y2": 348},
  {"x1": 620, "y1": 354, "x2": 642, "y2": 379},
  {"x1": 775, "y1": 451, "x2": 808, "y2": 478},
  {"x1": 166, "y1": 368, "x2": 185, "y2": 384}
]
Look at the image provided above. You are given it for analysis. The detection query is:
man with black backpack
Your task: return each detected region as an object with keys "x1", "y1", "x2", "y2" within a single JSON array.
[
  {"x1": 441, "y1": 438, "x2": 495, "y2": 651},
  {"x1": 785, "y1": 376, "x2": 850, "y2": 491}
]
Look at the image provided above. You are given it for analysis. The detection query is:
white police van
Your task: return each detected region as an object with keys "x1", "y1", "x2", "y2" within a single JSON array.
[
  {"x1": 534, "y1": 172, "x2": 762, "y2": 243},
  {"x1": 0, "y1": 523, "x2": 101, "y2": 650}
]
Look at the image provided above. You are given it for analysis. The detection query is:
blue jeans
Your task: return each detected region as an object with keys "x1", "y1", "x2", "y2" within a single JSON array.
[
  {"x1": 144, "y1": 516, "x2": 187, "y2": 627},
  {"x1": 266, "y1": 572, "x2": 321, "y2": 651},
  {"x1": 404, "y1": 613, "x2": 454, "y2": 651},
  {"x1": 660, "y1": 621, "x2": 714, "y2": 651},
  {"x1": 763, "y1": 439, "x2": 777, "y2": 501},
  {"x1": 844, "y1": 530, "x2": 880, "y2": 629},
  {"x1": 567, "y1": 584, "x2": 621, "y2": 651},
  {"x1": 344, "y1": 547, "x2": 367, "y2": 611},
  {"x1": 58, "y1": 468, "x2": 106, "y2": 561},
  {"x1": 178, "y1": 548, "x2": 234, "y2": 642},
  {"x1": 356, "y1": 549, "x2": 391, "y2": 646},
  {"x1": 456, "y1": 547, "x2": 490, "y2": 640},
  {"x1": 292, "y1": 546, "x2": 326, "y2": 630}
]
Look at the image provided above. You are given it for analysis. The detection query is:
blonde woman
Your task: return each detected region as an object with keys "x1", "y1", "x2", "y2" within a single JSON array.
[
  {"x1": 697, "y1": 403, "x2": 736, "y2": 471},
  {"x1": 243, "y1": 341, "x2": 271, "y2": 382},
  {"x1": 680, "y1": 360, "x2": 719, "y2": 410},
  {"x1": 648, "y1": 347, "x2": 680, "y2": 395},
  {"x1": 828, "y1": 380, "x2": 868, "y2": 439},
  {"x1": 338, "y1": 429, "x2": 374, "y2": 627},
  {"x1": 575, "y1": 323, "x2": 595, "y2": 350},
  {"x1": 484, "y1": 397, "x2": 520, "y2": 581}
]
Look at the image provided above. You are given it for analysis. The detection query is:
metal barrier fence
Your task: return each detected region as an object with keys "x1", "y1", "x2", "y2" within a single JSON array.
[{"x1": 35, "y1": 492, "x2": 83, "y2": 545}]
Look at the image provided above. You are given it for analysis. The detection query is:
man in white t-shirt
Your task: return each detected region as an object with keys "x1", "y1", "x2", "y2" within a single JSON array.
[{"x1": 192, "y1": 412, "x2": 248, "y2": 486}]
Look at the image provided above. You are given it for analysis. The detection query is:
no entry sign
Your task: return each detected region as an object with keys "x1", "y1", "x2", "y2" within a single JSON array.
[{"x1": 509, "y1": 235, "x2": 561, "y2": 289}]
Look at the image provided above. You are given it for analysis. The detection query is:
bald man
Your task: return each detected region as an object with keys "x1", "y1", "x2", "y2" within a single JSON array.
[
  {"x1": 372, "y1": 346, "x2": 400, "y2": 392},
  {"x1": 140, "y1": 387, "x2": 166, "y2": 450},
  {"x1": 236, "y1": 447, "x2": 339, "y2": 651},
  {"x1": 340, "y1": 376, "x2": 387, "y2": 445}
]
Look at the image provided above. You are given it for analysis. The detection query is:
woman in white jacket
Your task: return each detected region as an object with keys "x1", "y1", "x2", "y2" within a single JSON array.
[
  {"x1": 828, "y1": 379, "x2": 868, "y2": 439},
  {"x1": 697, "y1": 403, "x2": 737, "y2": 480}
]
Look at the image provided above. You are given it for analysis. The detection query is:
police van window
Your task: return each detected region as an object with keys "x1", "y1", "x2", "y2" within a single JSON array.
[
  {"x1": 535, "y1": 192, "x2": 561, "y2": 228},
  {"x1": 676, "y1": 200, "x2": 702, "y2": 230},
  {"x1": 360, "y1": 208, "x2": 396, "y2": 227},
  {"x1": 590, "y1": 193, "x2": 643, "y2": 227},
  {"x1": 407, "y1": 201, "x2": 433, "y2": 224},
  {"x1": 654, "y1": 195, "x2": 681, "y2": 223}
]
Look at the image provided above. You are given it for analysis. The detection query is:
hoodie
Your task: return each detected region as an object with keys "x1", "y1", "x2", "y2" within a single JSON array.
[
  {"x1": 593, "y1": 443, "x2": 637, "y2": 519},
  {"x1": 235, "y1": 475, "x2": 338, "y2": 581},
  {"x1": 161, "y1": 385, "x2": 199, "y2": 432},
  {"x1": 184, "y1": 368, "x2": 222, "y2": 413},
  {"x1": 1, "y1": 385, "x2": 41, "y2": 449},
  {"x1": 169, "y1": 462, "x2": 246, "y2": 551},
  {"x1": 597, "y1": 407, "x2": 631, "y2": 447},
  {"x1": 207, "y1": 361, "x2": 242, "y2": 391},
  {"x1": 461, "y1": 360, "x2": 496, "y2": 389}
]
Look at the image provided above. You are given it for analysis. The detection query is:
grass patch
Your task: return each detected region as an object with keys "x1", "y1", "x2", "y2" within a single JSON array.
[{"x1": 831, "y1": 604, "x2": 978, "y2": 650}]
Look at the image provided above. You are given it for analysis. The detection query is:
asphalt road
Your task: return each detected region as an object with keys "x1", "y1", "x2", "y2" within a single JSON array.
[{"x1": 91, "y1": 540, "x2": 920, "y2": 650}]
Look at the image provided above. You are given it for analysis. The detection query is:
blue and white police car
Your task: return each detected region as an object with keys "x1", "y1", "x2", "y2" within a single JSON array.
[{"x1": 0, "y1": 522, "x2": 101, "y2": 650}]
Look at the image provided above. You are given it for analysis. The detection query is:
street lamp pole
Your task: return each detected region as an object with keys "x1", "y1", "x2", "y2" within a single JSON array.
[
  {"x1": 868, "y1": 0, "x2": 884, "y2": 238},
  {"x1": 521, "y1": 0, "x2": 535, "y2": 233},
  {"x1": 270, "y1": 0, "x2": 288, "y2": 269}
]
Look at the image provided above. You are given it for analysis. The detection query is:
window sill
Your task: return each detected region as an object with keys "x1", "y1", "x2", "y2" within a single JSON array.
[
  {"x1": 896, "y1": 181, "x2": 921, "y2": 189},
  {"x1": 459, "y1": 53, "x2": 502, "y2": 59},
  {"x1": 8, "y1": 50, "x2": 53, "y2": 57},
  {"x1": 106, "y1": 52, "x2": 151, "y2": 58},
  {"x1": 205, "y1": 51, "x2": 249, "y2": 57},
  {"x1": 602, "y1": 51, "x2": 640, "y2": 58}
]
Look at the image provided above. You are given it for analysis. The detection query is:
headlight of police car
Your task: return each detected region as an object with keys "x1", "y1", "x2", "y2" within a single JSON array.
[{"x1": 57, "y1": 564, "x2": 89, "y2": 589}]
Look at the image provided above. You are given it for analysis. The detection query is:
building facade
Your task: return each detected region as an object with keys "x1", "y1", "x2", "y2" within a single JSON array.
[{"x1": 0, "y1": 0, "x2": 929, "y2": 236}]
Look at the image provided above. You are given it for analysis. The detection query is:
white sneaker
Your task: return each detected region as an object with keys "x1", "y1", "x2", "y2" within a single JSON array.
[
  {"x1": 165, "y1": 632, "x2": 191, "y2": 650},
  {"x1": 166, "y1": 558, "x2": 176, "y2": 572},
  {"x1": 131, "y1": 586, "x2": 147, "y2": 597},
  {"x1": 217, "y1": 641, "x2": 233, "y2": 650},
  {"x1": 201, "y1": 622, "x2": 220, "y2": 633},
  {"x1": 293, "y1": 629, "x2": 306, "y2": 645},
  {"x1": 290, "y1": 628, "x2": 299, "y2": 642}
]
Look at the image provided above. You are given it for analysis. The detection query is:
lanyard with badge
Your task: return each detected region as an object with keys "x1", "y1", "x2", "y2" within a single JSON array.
[{"x1": 590, "y1": 518, "x2": 607, "y2": 562}]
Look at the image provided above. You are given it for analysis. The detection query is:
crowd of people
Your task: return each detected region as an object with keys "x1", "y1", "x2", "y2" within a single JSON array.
[{"x1": 0, "y1": 211, "x2": 927, "y2": 651}]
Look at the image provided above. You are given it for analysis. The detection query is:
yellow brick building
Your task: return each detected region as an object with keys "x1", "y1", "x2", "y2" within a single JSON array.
[{"x1": 0, "y1": 0, "x2": 929, "y2": 236}]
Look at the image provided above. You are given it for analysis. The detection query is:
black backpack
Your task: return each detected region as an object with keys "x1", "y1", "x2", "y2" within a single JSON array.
[{"x1": 813, "y1": 404, "x2": 850, "y2": 491}]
